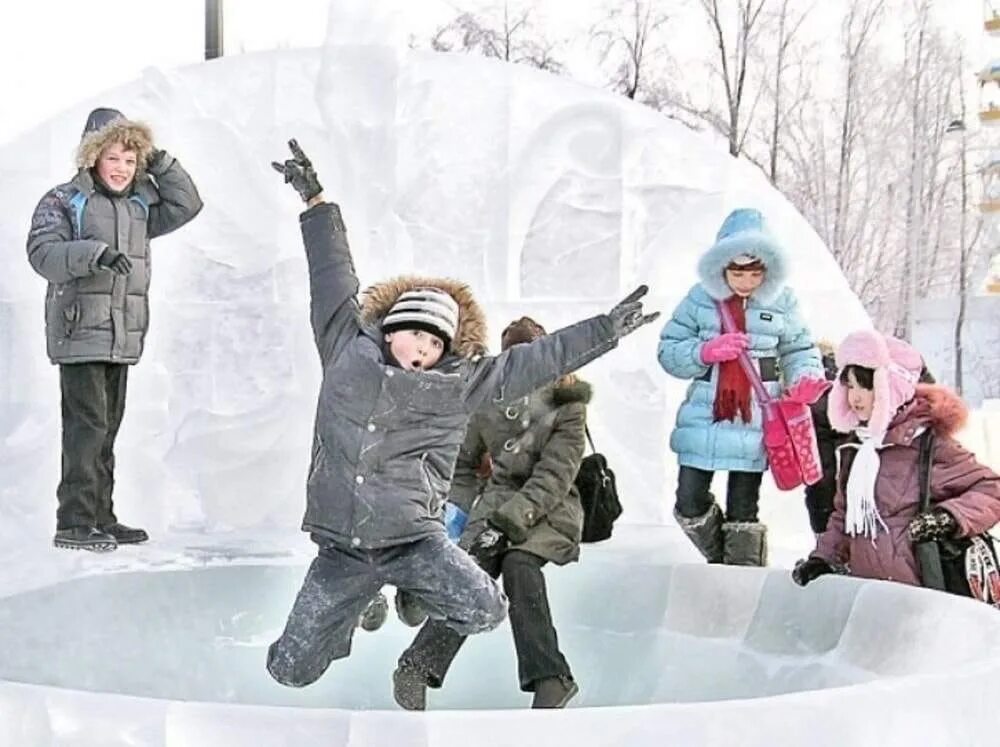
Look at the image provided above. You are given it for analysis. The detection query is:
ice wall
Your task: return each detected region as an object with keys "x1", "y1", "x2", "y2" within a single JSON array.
[{"x1": 0, "y1": 43, "x2": 868, "y2": 543}]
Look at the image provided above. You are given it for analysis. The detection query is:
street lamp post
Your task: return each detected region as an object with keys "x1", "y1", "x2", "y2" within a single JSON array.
[{"x1": 206, "y1": 0, "x2": 224, "y2": 61}]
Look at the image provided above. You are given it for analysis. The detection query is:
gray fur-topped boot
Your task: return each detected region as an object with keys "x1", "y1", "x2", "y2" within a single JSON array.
[
  {"x1": 722, "y1": 522, "x2": 768, "y2": 566},
  {"x1": 674, "y1": 503, "x2": 724, "y2": 563}
]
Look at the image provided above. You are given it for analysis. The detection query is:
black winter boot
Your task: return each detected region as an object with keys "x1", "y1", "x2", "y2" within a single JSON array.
[
  {"x1": 392, "y1": 664, "x2": 428, "y2": 710},
  {"x1": 395, "y1": 589, "x2": 428, "y2": 628},
  {"x1": 358, "y1": 591, "x2": 389, "y2": 632},
  {"x1": 53, "y1": 526, "x2": 117, "y2": 553},
  {"x1": 722, "y1": 522, "x2": 768, "y2": 566},
  {"x1": 101, "y1": 523, "x2": 149, "y2": 544},
  {"x1": 674, "y1": 503, "x2": 724, "y2": 563},
  {"x1": 531, "y1": 676, "x2": 578, "y2": 708}
]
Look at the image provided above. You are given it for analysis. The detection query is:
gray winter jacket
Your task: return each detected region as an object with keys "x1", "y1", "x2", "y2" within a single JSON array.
[
  {"x1": 299, "y1": 203, "x2": 619, "y2": 549},
  {"x1": 454, "y1": 378, "x2": 592, "y2": 565},
  {"x1": 26, "y1": 127, "x2": 202, "y2": 364}
]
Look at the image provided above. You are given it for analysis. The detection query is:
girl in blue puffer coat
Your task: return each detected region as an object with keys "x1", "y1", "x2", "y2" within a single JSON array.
[{"x1": 657, "y1": 208, "x2": 823, "y2": 566}]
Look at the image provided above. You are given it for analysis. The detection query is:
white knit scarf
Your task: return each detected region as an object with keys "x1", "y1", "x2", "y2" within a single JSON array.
[{"x1": 843, "y1": 427, "x2": 889, "y2": 540}]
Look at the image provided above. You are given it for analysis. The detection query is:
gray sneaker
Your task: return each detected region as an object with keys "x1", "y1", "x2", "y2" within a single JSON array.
[
  {"x1": 392, "y1": 664, "x2": 428, "y2": 710},
  {"x1": 531, "y1": 676, "x2": 578, "y2": 709},
  {"x1": 53, "y1": 526, "x2": 117, "y2": 553}
]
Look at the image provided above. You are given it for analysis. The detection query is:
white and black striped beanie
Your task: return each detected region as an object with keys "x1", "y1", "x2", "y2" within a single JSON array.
[{"x1": 381, "y1": 288, "x2": 460, "y2": 349}]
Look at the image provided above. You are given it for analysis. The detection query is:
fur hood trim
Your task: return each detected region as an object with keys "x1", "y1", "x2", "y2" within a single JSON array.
[
  {"x1": 360, "y1": 275, "x2": 488, "y2": 357},
  {"x1": 76, "y1": 120, "x2": 155, "y2": 171},
  {"x1": 887, "y1": 384, "x2": 969, "y2": 442},
  {"x1": 697, "y1": 209, "x2": 789, "y2": 304},
  {"x1": 550, "y1": 378, "x2": 593, "y2": 406}
]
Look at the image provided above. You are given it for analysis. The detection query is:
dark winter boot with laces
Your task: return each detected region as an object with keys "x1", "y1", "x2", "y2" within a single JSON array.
[
  {"x1": 531, "y1": 676, "x2": 579, "y2": 709},
  {"x1": 392, "y1": 664, "x2": 429, "y2": 710},
  {"x1": 53, "y1": 526, "x2": 118, "y2": 553},
  {"x1": 358, "y1": 591, "x2": 389, "y2": 632},
  {"x1": 100, "y1": 522, "x2": 149, "y2": 544},
  {"x1": 395, "y1": 589, "x2": 428, "y2": 628}
]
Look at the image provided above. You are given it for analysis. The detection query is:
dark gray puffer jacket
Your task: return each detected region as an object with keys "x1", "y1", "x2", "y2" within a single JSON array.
[
  {"x1": 299, "y1": 203, "x2": 619, "y2": 549},
  {"x1": 26, "y1": 118, "x2": 202, "y2": 364}
]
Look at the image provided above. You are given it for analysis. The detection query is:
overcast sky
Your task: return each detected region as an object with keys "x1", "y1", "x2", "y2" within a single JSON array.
[{"x1": 0, "y1": 0, "x2": 984, "y2": 146}]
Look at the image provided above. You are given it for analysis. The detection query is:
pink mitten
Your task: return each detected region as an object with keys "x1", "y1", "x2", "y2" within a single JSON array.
[
  {"x1": 700, "y1": 333, "x2": 749, "y2": 364},
  {"x1": 785, "y1": 375, "x2": 831, "y2": 405}
]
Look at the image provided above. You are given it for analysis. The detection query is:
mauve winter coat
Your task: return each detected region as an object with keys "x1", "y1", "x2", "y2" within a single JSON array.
[{"x1": 813, "y1": 385, "x2": 1000, "y2": 586}]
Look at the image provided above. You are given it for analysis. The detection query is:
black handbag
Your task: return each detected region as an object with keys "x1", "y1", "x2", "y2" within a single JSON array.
[
  {"x1": 914, "y1": 430, "x2": 1000, "y2": 606},
  {"x1": 575, "y1": 427, "x2": 623, "y2": 543}
]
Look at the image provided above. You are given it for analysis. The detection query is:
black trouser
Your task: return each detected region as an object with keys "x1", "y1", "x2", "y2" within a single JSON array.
[
  {"x1": 267, "y1": 533, "x2": 506, "y2": 688},
  {"x1": 56, "y1": 363, "x2": 128, "y2": 530},
  {"x1": 675, "y1": 466, "x2": 762, "y2": 522},
  {"x1": 399, "y1": 549, "x2": 572, "y2": 692}
]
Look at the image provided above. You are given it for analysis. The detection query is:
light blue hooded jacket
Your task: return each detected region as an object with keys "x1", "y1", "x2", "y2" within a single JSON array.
[{"x1": 657, "y1": 209, "x2": 823, "y2": 472}]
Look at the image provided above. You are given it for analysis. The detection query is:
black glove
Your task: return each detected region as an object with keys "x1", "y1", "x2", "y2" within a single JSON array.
[
  {"x1": 97, "y1": 247, "x2": 133, "y2": 275},
  {"x1": 466, "y1": 527, "x2": 509, "y2": 567},
  {"x1": 608, "y1": 285, "x2": 660, "y2": 338},
  {"x1": 271, "y1": 138, "x2": 323, "y2": 203},
  {"x1": 791, "y1": 557, "x2": 843, "y2": 587},
  {"x1": 907, "y1": 509, "x2": 958, "y2": 543},
  {"x1": 145, "y1": 148, "x2": 171, "y2": 175}
]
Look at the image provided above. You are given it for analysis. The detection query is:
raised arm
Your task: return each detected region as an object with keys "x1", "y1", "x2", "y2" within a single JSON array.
[
  {"x1": 144, "y1": 149, "x2": 203, "y2": 238},
  {"x1": 463, "y1": 286, "x2": 659, "y2": 410},
  {"x1": 26, "y1": 187, "x2": 107, "y2": 284},
  {"x1": 274, "y1": 139, "x2": 360, "y2": 363}
]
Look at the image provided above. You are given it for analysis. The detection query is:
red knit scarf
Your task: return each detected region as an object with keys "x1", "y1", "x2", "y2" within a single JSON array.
[{"x1": 713, "y1": 295, "x2": 752, "y2": 424}]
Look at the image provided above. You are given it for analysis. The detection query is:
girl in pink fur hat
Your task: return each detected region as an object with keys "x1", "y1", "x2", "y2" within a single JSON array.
[{"x1": 792, "y1": 330, "x2": 1000, "y2": 593}]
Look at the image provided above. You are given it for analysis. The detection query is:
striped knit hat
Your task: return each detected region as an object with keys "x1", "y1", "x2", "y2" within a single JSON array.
[{"x1": 381, "y1": 288, "x2": 460, "y2": 349}]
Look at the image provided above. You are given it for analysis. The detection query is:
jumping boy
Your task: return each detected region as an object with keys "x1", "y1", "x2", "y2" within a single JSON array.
[{"x1": 265, "y1": 139, "x2": 657, "y2": 688}]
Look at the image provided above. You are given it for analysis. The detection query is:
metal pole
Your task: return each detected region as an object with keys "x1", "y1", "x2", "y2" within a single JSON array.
[{"x1": 206, "y1": 0, "x2": 224, "y2": 61}]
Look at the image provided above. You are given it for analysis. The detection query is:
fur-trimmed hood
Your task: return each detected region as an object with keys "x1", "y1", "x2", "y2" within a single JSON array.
[
  {"x1": 360, "y1": 275, "x2": 488, "y2": 358},
  {"x1": 886, "y1": 384, "x2": 969, "y2": 443},
  {"x1": 550, "y1": 378, "x2": 593, "y2": 406},
  {"x1": 76, "y1": 118, "x2": 155, "y2": 172},
  {"x1": 697, "y1": 208, "x2": 789, "y2": 304}
]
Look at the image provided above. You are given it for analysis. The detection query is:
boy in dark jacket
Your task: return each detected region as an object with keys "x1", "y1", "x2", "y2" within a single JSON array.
[
  {"x1": 26, "y1": 107, "x2": 203, "y2": 552},
  {"x1": 264, "y1": 140, "x2": 658, "y2": 689}
]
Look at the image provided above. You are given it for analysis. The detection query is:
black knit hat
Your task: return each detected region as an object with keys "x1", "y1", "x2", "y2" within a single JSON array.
[{"x1": 381, "y1": 288, "x2": 459, "y2": 349}]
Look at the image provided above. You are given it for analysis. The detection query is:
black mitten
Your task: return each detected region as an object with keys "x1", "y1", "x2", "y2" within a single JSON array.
[{"x1": 271, "y1": 138, "x2": 323, "y2": 203}]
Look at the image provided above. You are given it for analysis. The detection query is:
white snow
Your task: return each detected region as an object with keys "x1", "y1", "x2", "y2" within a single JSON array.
[{"x1": 0, "y1": 19, "x2": 997, "y2": 747}]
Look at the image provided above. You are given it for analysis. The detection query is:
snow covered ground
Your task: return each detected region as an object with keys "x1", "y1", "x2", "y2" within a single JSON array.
[{"x1": 0, "y1": 15, "x2": 998, "y2": 746}]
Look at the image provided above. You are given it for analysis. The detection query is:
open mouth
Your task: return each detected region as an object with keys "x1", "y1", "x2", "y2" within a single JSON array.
[{"x1": 410, "y1": 360, "x2": 422, "y2": 370}]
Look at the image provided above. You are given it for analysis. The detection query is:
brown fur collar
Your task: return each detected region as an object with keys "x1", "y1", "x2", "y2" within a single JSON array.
[
  {"x1": 550, "y1": 378, "x2": 593, "y2": 406},
  {"x1": 76, "y1": 120, "x2": 155, "y2": 171},
  {"x1": 360, "y1": 275, "x2": 488, "y2": 358},
  {"x1": 887, "y1": 384, "x2": 969, "y2": 442}
]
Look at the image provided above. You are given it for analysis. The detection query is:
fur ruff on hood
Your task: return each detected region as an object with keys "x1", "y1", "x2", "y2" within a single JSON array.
[
  {"x1": 76, "y1": 119, "x2": 155, "y2": 171},
  {"x1": 360, "y1": 275, "x2": 488, "y2": 358},
  {"x1": 696, "y1": 209, "x2": 789, "y2": 304},
  {"x1": 885, "y1": 384, "x2": 969, "y2": 443},
  {"x1": 550, "y1": 378, "x2": 593, "y2": 406}
]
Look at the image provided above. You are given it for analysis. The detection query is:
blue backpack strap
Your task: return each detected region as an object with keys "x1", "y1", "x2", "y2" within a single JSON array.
[
  {"x1": 129, "y1": 194, "x2": 149, "y2": 217},
  {"x1": 67, "y1": 190, "x2": 88, "y2": 241}
]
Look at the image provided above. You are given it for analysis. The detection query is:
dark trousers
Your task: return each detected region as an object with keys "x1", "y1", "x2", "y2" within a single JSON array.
[
  {"x1": 267, "y1": 533, "x2": 507, "y2": 688},
  {"x1": 399, "y1": 549, "x2": 572, "y2": 692},
  {"x1": 675, "y1": 466, "x2": 762, "y2": 522},
  {"x1": 56, "y1": 363, "x2": 128, "y2": 530}
]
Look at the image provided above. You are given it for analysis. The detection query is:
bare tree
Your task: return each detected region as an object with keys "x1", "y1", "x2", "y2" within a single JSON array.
[
  {"x1": 760, "y1": 0, "x2": 814, "y2": 184},
  {"x1": 430, "y1": 2, "x2": 564, "y2": 73},
  {"x1": 698, "y1": 0, "x2": 770, "y2": 157},
  {"x1": 591, "y1": 0, "x2": 672, "y2": 101}
]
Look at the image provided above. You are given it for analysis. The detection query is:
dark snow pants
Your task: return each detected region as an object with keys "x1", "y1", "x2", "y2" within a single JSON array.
[
  {"x1": 56, "y1": 363, "x2": 128, "y2": 530},
  {"x1": 398, "y1": 549, "x2": 573, "y2": 692},
  {"x1": 267, "y1": 532, "x2": 507, "y2": 688},
  {"x1": 675, "y1": 466, "x2": 762, "y2": 522}
]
